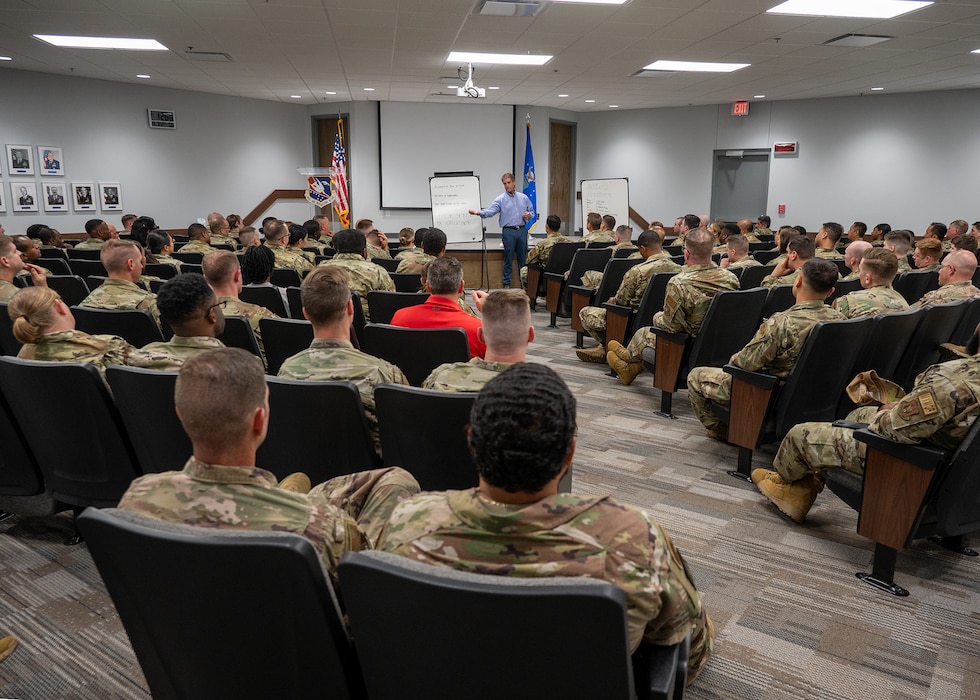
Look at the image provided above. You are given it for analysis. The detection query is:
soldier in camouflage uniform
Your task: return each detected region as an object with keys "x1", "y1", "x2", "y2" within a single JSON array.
[
  {"x1": 394, "y1": 227, "x2": 422, "y2": 261},
  {"x1": 520, "y1": 215, "x2": 572, "y2": 286},
  {"x1": 396, "y1": 228, "x2": 446, "y2": 275},
  {"x1": 263, "y1": 219, "x2": 313, "y2": 277},
  {"x1": 128, "y1": 273, "x2": 227, "y2": 371},
  {"x1": 912, "y1": 238, "x2": 942, "y2": 272},
  {"x1": 832, "y1": 248, "x2": 908, "y2": 318},
  {"x1": 382, "y1": 363, "x2": 713, "y2": 682},
  {"x1": 754, "y1": 347, "x2": 980, "y2": 524},
  {"x1": 813, "y1": 221, "x2": 845, "y2": 261},
  {"x1": 278, "y1": 266, "x2": 408, "y2": 454},
  {"x1": 761, "y1": 234, "x2": 815, "y2": 287},
  {"x1": 423, "y1": 289, "x2": 531, "y2": 392},
  {"x1": 178, "y1": 223, "x2": 220, "y2": 255},
  {"x1": 365, "y1": 230, "x2": 393, "y2": 260},
  {"x1": 687, "y1": 259, "x2": 844, "y2": 439},
  {"x1": 840, "y1": 240, "x2": 872, "y2": 281},
  {"x1": 118, "y1": 348, "x2": 420, "y2": 582},
  {"x1": 207, "y1": 216, "x2": 238, "y2": 249},
  {"x1": 203, "y1": 251, "x2": 278, "y2": 363},
  {"x1": 720, "y1": 233, "x2": 761, "y2": 270},
  {"x1": 579, "y1": 224, "x2": 640, "y2": 288},
  {"x1": 0, "y1": 234, "x2": 48, "y2": 301},
  {"x1": 755, "y1": 215, "x2": 772, "y2": 237},
  {"x1": 318, "y1": 229, "x2": 395, "y2": 321},
  {"x1": 74, "y1": 218, "x2": 112, "y2": 250},
  {"x1": 78, "y1": 239, "x2": 162, "y2": 328},
  {"x1": 606, "y1": 229, "x2": 739, "y2": 384},
  {"x1": 8, "y1": 286, "x2": 133, "y2": 372},
  {"x1": 581, "y1": 212, "x2": 615, "y2": 245},
  {"x1": 912, "y1": 249, "x2": 980, "y2": 307},
  {"x1": 577, "y1": 230, "x2": 682, "y2": 363},
  {"x1": 884, "y1": 230, "x2": 913, "y2": 272}
]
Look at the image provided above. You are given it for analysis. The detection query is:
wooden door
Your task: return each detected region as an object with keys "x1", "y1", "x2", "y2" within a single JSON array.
[{"x1": 549, "y1": 121, "x2": 574, "y2": 233}]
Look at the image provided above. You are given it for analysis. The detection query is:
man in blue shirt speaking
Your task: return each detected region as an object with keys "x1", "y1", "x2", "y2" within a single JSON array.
[{"x1": 470, "y1": 172, "x2": 534, "y2": 288}]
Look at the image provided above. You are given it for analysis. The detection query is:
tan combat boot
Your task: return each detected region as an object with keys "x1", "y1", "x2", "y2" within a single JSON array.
[
  {"x1": 606, "y1": 340, "x2": 631, "y2": 362},
  {"x1": 0, "y1": 636, "x2": 17, "y2": 663},
  {"x1": 607, "y1": 352, "x2": 642, "y2": 385},
  {"x1": 575, "y1": 346, "x2": 607, "y2": 363},
  {"x1": 754, "y1": 471, "x2": 824, "y2": 524}
]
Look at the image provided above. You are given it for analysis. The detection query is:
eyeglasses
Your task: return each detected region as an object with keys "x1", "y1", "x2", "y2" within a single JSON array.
[{"x1": 206, "y1": 299, "x2": 227, "y2": 317}]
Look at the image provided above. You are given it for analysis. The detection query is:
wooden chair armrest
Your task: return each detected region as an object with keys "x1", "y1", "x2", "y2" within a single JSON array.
[
  {"x1": 724, "y1": 365, "x2": 780, "y2": 449},
  {"x1": 650, "y1": 332, "x2": 691, "y2": 393},
  {"x1": 853, "y1": 428, "x2": 948, "y2": 471},
  {"x1": 723, "y1": 364, "x2": 780, "y2": 390},
  {"x1": 649, "y1": 327, "x2": 690, "y2": 346},
  {"x1": 602, "y1": 302, "x2": 634, "y2": 347},
  {"x1": 568, "y1": 286, "x2": 596, "y2": 333}
]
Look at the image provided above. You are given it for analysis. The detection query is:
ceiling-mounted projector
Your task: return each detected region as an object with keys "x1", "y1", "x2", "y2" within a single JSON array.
[{"x1": 457, "y1": 63, "x2": 486, "y2": 99}]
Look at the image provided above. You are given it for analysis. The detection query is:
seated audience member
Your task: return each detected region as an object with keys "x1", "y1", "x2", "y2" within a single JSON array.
[
  {"x1": 396, "y1": 227, "x2": 446, "y2": 275},
  {"x1": 912, "y1": 249, "x2": 980, "y2": 307},
  {"x1": 366, "y1": 229, "x2": 391, "y2": 260},
  {"x1": 737, "y1": 218, "x2": 761, "y2": 243},
  {"x1": 78, "y1": 239, "x2": 161, "y2": 328},
  {"x1": 0, "y1": 235, "x2": 47, "y2": 301},
  {"x1": 423, "y1": 289, "x2": 532, "y2": 392},
  {"x1": 75, "y1": 219, "x2": 112, "y2": 250},
  {"x1": 241, "y1": 244, "x2": 288, "y2": 308},
  {"x1": 579, "y1": 222, "x2": 640, "y2": 288},
  {"x1": 948, "y1": 219, "x2": 969, "y2": 242},
  {"x1": 277, "y1": 266, "x2": 408, "y2": 453},
  {"x1": 951, "y1": 232, "x2": 978, "y2": 254},
  {"x1": 238, "y1": 226, "x2": 260, "y2": 248},
  {"x1": 923, "y1": 221, "x2": 947, "y2": 245},
  {"x1": 8, "y1": 286, "x2": 133, "y2": 371},
  {"x1": 712, "y1": 222, "x2": 740, "y2": 254},
  {"x1": 381, "y1": 363, "x2": 714, "y2": 682},
  {"x1": 687, "y1": 259, "x2": 843, "y2": 440},
  {"x1": 814, "y1": 222, "x2": 845, "y2": 260},
  {"x1": 36, "y1": 226, "x2": 72, "y2": 250},
  {"x1": 755, "y1": 215, "x2": 772, "y2": 236},
  {"x1": 753, "y1": 327, "x2": 980, "y2": 524},
  {"x1": 720, "y1": 233, "x2": 760, "y2": 270},
  {"x1": 582, "y1": 212, "x2": 614, "y2": 244},
  {"x1": 869, "y1": 222, "x2": 891, "y2": 246},
  {"x1": 767, "y1": 226, "x2": 796, "y2": 264},
  {"x1": 972, "y1": 221, "x2": 980, "y2": 240},
  {"x1": 606, "y1": 229, "x2": 738, "y2": 384},
  {"x1": 12, "y1": 235, "x2": 50, "y2": 277},
  {"x1": 395, "y1": 228, "x2": 425, "y2": 261},
  {"x1": 226, "y1": 213, "x2": 244, "y2": 238},
  {"x1": 578, "y1": 230, "x2": 681, "y2": 363},
  {"x1": 301, "y1": 219, "x2": 329, "y2": 255},
  {"x1": 208, "y1": 215, "x2": 237, "y2": 249},
  {"x1": 263, "y1": 219, "x2": 313, "y2": 277},
  {"x1": 118, "y1": 348, "x2": 420, "y2": 579},
  {"x1": 521, "y1": 215, "x2": 571, "y2": 287},
  {"x1": 884, "y1": 230, "x2": 913, "y2": 272},
  {"x1": 179, "y1": 223, "x2": 220, "y2": 255},
  {"x1": 130, "y1": 216, "x2": 156, "y2": 247},
  {"x1": 832, "y1": 248, "x2": 908, "y2": 318},
  {"x1": 841, "y1": 240, "x2": 872, "y2": 280},
  {"x1": 395, "y1": 227, "x2": 416, "y2": 254},
  {"x1": 313, "y1": 214, "x2": 334, "y2": 248},
  {"x1": 912, "y1": 238, "x2": 942, "y2": 271},
  {"x1": 762, "y1": 235, "x2": 817, "y2": 287},
  {"x1": 203, "y1": 251, "x2": 278, "y2": 359},
  {"x1": 846, "y1": 221, "x2": 867, "y2": 242},
  {"x1": 146, "y1": 229, "x2": 182, "y2": 270},
  {"x1": 121, "y1": 214, "x2": 137, "y2": 235},
  {"x1": 390, "y1": 256, "x2": 486, "y2": 359},
  {"x1": 287, "y1": 224, "x2": 316, "y2": 262},
  {"x1": 318, "y1": 228, "x2": 395, "y2": 321},
  {"x1": 127, "y1": 273, "x2": 226, "y2": 370}
]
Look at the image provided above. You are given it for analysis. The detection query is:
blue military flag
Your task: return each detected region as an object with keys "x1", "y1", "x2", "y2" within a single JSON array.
[{"x1": 523, "y1": 118, "x2": 538, "y2": 232}]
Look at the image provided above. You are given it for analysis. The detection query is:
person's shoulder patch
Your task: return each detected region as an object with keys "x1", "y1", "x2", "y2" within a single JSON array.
[
  {"x1": 918, "y1": 390, "x2": 940, "y2": 417},
  {"x1": 898, "y1": 397, "x2": 920, "y2": 420}
]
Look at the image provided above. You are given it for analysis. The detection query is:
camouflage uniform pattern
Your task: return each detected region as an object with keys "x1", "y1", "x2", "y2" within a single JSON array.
[
  {"x1": 773, "y1": 357, "x2": 980, "y2": 481},
  {"x1": 912, "y1": 281, "x2": 980, "y2": 308},
  {"x1": 0, "y1": 280, "x2": 17, "y2": 302},
  {"x1": 916, "y1": 262, "x2": 939, "y2": 272},
  {"x1": 178, "y1": 241, "x2": 220, "y2": 255},
  {"x1": 209, "y1": 233, "x2": 237, "y2": 249},
  {"x1": 422, "y1": 357, "x2": 511, "y2": 392},
  {"x1": 580, "y1": 249, "x2": 670, "y2": 289},
  {"x1": 118, "y1": 457, "x2": 420, "y2": 581},
  {"x1": 832, "y1": 285, "x2": 909, "y2": 318},
  {"x1": 277, "y1": 338, "x2": 408, "y2": 453},
  {"x1": 815, "y1": 247, "x2": 845, "y2": 261},
  {"x1": 761, "y1": 268, "x2": 799, "y2": 288},
  {"x1": 625, "y1": 264, "x2": 739, "y2": 359},
  {"x1": 78, "y1": 278, "x2": 161, "y2": 328},
  {"x1": 726, "y1": 257, "x2": 761, "y2": 270},
  {"x1": 896, "y1": 257, "x2": 912, "y2": 273},
  {"x1": 18, "y1": 330, "x2": 133, "y2": 372},
  {"x1": 687, "y1": 300, "x2": 844, "y2": 432},
  {"x1": 841, "y1": 269, "x2": 860, "y2": 281},
  {"x1": 73, "y1": 238, "x2": 105, "y2": 250},
  {"x1": 267, "y1": 243, "x2": 314, "y2": 276},
  {"x1": 220, "y1": 295, "x2": 278, "y2": 361},
  {"x1": 582, "y1": 231, "x2": 615, "y2": 245},
  {"x1": 127, "y1": 336, "x2": 226, "y2": 371},
  {"x1": 520, "y1": 234, "x2": 572, "y2": 285},
  {"x1": 755, "y1": 227, "x2": 773, "y2": 237},
  {"x1": 319, "y1": 253, "x2": 395, "y2": 321},
  {"x1": 395, "y1": 250, "x2": 435, "y2": 275},
  {"x1": 367, "y1": 243, "x2": 392, "y2": 260},
  {"x1": 153, "y1": 254, "x2": 182, "y2": 271},
  {"x1": 394, "y1": 246, "x2": 417, "y2": 260},
  {"x1": 381, "y1": 489, "x2": 713, "y2": 680}
]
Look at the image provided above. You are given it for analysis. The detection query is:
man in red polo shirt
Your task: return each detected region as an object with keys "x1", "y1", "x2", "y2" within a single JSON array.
[{"x1": 390, "y1": 256, "x2": 487, "y2": 358}]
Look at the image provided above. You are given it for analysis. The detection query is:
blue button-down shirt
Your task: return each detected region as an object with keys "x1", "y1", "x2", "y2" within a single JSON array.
[{"x1": 479, "y1": 191, "x2": 534, "y2": 229}]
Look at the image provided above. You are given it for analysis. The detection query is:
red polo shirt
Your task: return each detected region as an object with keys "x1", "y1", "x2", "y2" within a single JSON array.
[{"x1": 389, "y1": 295, "x2": 486, "y2": 359}]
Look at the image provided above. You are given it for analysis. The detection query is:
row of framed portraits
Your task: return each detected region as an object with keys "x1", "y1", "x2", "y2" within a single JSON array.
[
  {"x1": 0, "y1": 181, "x2": 123, "y2": 213},
  {"x1": 5, "y1": 145, "x2": 65, "y2": 177}
]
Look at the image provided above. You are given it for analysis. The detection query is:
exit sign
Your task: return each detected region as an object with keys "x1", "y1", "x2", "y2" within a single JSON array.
[{"x1": 732, "y1": 101, "x2": 750, "y2": 116}]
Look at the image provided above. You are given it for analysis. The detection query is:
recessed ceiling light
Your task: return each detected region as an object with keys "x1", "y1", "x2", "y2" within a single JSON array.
[
  {"x1": 290, "y1": 95, "x2": 302, "y2": 98},
  {"x1": 364, "y1": 87, "x2": 375, "y2": 91},
  {"x1": 549, "y1": 0, "x2": 628, "y2": 4},
  {"x1": 34, "y1": 34, "x2": 168, "y2": 50},
  {"x1": 585, "y1": 99, "x2": 596, "y2": 103},
  {"x1": 643, "y1": 60, "x2": 749, "y2": 73},
  {"x1": 871, "y1": 86, "x2": 885, "y2": 91},
  {"x1": 447, "y1": 85, "x2": 459, "y2": 89},
  {"x1": 609, "y1": 104, "x2": 619, "y2": 108},
  {"x1": 325, "y1": 91, "x2": 337, "y2": 95},
  {"x1": 972, "y1": 49, "x2": 980, "y2": 54},
  {"x1": 0, "y1": 56, "x2": 12, "y2": 61},
  {"x1": 754, "y1": 94, "x2": 766, "y2": 98},
  {"x1": 136, "y1": 74, "x2": 151, "y2": 79},
  {"x1": 766, "y1": 0, "x2": 931, "y2": 19},
  {"x1": 488, "y1": 86, "x2": 499, "y2": 90},
  {"x1": 558, "y1": 93, "x2": 569, "y2": 97},
  {"x1": 448, "y1": 51, "x2": 552, "y2": 66}
]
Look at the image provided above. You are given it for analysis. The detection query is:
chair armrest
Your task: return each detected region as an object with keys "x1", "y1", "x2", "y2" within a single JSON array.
[
  {"x1": 633, "y1": 636, "x2": 689, "y2": 700},
  {"x1": 602, "y1": 302, "x2": 634, "y2": 347},
  {"x1": 649, "y1": 326, "x2": 690, "y2": 346},
  {"x1": 602, "y1": 301, "x2": 632, "y2": 318},
  {"x1": 724, "y1": 364, "x2": 780, "y2": 449},
  {"x1": 831, "y1": 420, "x2": 869, "y2": 431},
  {"x1": 543, "y1": 271, "x2": 565, "y2": 283},
  {"x1": 723, "y1": 364, "x2": 779, "y2": 390},
  {"x1": 853, "y1": 428, "x2": 949, "y2": 471},
  {"x1": 567, "y1": 284, "x2": 597, "y2": 301}
]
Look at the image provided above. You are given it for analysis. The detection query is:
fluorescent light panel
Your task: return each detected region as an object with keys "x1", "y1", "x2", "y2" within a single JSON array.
[
  {"x1": 549, "y1": 0, "x2": 628, "y2": 4},
  {"x1": 34, "y1": 34, "x2": 168, "y2": 50},
  {"x1": 448, "y1": 51, "x2": 552, "y2": 65},
  {"x1": 766, "y1": 1, "x2": 932, "y2": 19},
  {"x1": 643, "y1": 60, "x2": 749, "y2": 73}
]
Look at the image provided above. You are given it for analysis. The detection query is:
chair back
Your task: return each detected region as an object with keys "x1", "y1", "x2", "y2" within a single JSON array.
[
  {"x1": 892, "y1": 300, "x2": 969, "y2": 390},
  {"x1": 738, "y1": 264, "x2": 776, "y2": 289},
  {"x1": 38, "y1": 247, "x2": 68, "y2": 260},
  {"x1": 67, "y1": 248, "x2": 102, "y2": 260},
  {"x1": 259, "y1": 377, "x2": 379, "y2": 481},
  {"x1": 285, "y1": 285, "x2": 303, "y2": 319},
  {"x1": 586, "y1": 240, "x2": 615, "y2": 249},
  {"x1": 544, "y1": 242, "x2": 584, "y2": 276},
  {"x1": 362, "y1": 324, "x2": 469, "y2": 387},
  {"x1": 77, "y1": 508, "x2": 363, "y2": 700},
  {"x1": 338, "y1": 550, "x2": 636, "y2": 700},
  {"x1": 0, "y1": 303, "x2": 21, "y2": 356},
  {"x1": 171, "y1": 251, "x2": 204, "y2": 264},
  {"x1": 826, "y1": 277, "x2": 862, "y2": 306},
  {"x1": 71, "y1": 307, "x2": 164, "y2": 347},
  {"x1": 893, "y1": 270, "x2": 940, "y2": 304},
  {"x1": 752, "y1": 251, "x2": 780, "y2": 265},
  {"x1": 949, "y1": 296, "x2": 980, "y2": 345},
  {"x1": 46, "y1": 275, "x2": 91, "y2": 306},
  {"x1": 375, "y1": 385, "x2": 478, "y2": 490},
  {"x1": 67, "y1": 258, "x2": 108, "y2": 278},
  {"x1": 688, "y1": 288, "x2": 768, "y2": 371},
  {"x1": 37, "y1": 258, "x2": 71, "y2": 275},
  {"x1": 932, "y1": 416, "x2": 980, "y2": 538},
  {"x1": 366, "y1": 291, "x2": 429, "y2": 325},
  {"x1": 105, "y1": 366, "x2": 190, "y2": 475},
  {"x1": 0, "y1": 383, "x2": 44, "y2": 497},
  {"x1": 613, "y1": 246, "x2": 638, "y2": 259},
  {"x1": 217, "y1": 316, "x2": 262, "y2": 358},
  {"x1": 761, "y1": 284, "x2": 796, "y2": 318},
  {"x1": 391, "y1": 272, "x2": 422, "y2": 293},
  {"x1": 594, "y1": 258, "x2": 643, "y2": 302},
  {"x1": 180, "y1": 263, "x2": 204, "y2": 275},
  {"x1": 240, "y1": 285, "x2": 289, "y2": 317},
  {"x1": 0, "y1": 358, "x2": 141, "y2": 508},
  {"x1": 143, "y1": 263, "x2": 178, "y2": 280},
  {"x1": 372, "y1": 257, "x2": 400, "y2": 272},
  {"x1": 633, "y1": 272, "x2": 677, "y2": 329},
  {"x1": 271, "y1": 268, "x2": 302, "y2": 288},
  {"x1": 565, "y1": 248, "x2": 613, "y2": 287},
  {"x1": 258, "y1": 317, "x2": 314, "y2": 375}
]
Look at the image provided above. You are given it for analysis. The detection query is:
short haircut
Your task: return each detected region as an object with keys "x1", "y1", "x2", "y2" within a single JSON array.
[
  {"x1": 852, "y1": 221, "x2": 868, "y2": 236},
  {"x1": 0, "y1": 235, "x2": 13, "y2": 257},
  {"x1": 799, "y1": 259, "x2": 838, "y2": 295},
  {"x1": 945, "y1": 249, "x2": 978, "y2": 277},
  {"x1": 146, "y1": 230, "x2": 171, "y2": 255},
  {"x1": 602, "y1": 214, "x2": 616, "y2": 229},
  {"x1": 288, "y1": 224, "x2": 308, "y2": 246},
  {"x1": 355, "y1": 218, "x2": 373, "y2": 233},
  {"x1": 469, "y1": 363, "x2": 575, "y2": 493},
  {"x1": 36, "y1": 227, "x2": 56, "y2": 245},
  {"x1": 951, "y1": 233, "x2": 978, "y2": 252},
  {"x1": 301, "y1": 265, "x2": 350, "y2": 325},
  {"x1": 264, "y1": 220, "x2": 288, "y2": 244},
  {"x1": 546, "y1": 214, "x2": 561, "y2": 232},
  {"x1": 157, "y1": 273, "x2": 216, "y2": 326},
  {"x1": 9, "y1": 286, "x2": 61, "y2": 344},
  {"x1": 302, "y1": 220, "x2": 320, "y2": 239},
  {"x1": 860, "y1": 248, "x2": 899, "y2": 283},
  {"x1": 885, "y1": 231, "x2": 912, "y2": 255},
  {"x1": 915, "y1": 238, "x2": 943, "y2": 259},
  {"x1": 793, "y1": 225, "x2": 808, "y2": 238},
  {"x1": 413, "y1": 228, "x2": 427, "y2": 247},
  {"x1": 777, "y1": 226, "x2": 795, "y2": 253},
  {"x1": 821, "y1": 222, "x2": 844, "y2": 244},
  {"x1": 845, "y1": 240, "x2": 872, "y2": 265},
  {"x1": 949, "y1": 219, "x2": 968, "y2": 236},
  {"x1": 501, "y1": 173, "x2": 515, "y2": 182},
  {"x1": 261, "y1": 216, "x2": 277, "y2": 231},
  {"x1": 683, "y1": 228, "x2": 714, "y2": 258},
  {"x1": 758, "y1": 215, "x2": 771, "y2": 227},
  {"x1": 726, "y1": 234, "x2": 749, "y2": 255},
  {"x1": 722, "y1": 222, "x2": 740, "y2": 238},
  {"x1": 366, "y1": 230, "x2": 382, "y2": 247},
  {"x1": 241, "y1": 244, "x2": 275, "y2": 284},
  {"x1": 615, "y1": 224, "x2": 632, "y2": 241},
  {"x1": 187, "y1": 223, "x2": 208, "y2": 240},
  {"x1": 683, "y1": 214, "x2": 701, "y2": 230},
  {"x1": 100, "y1": 239, "x2": 141, "y2": 273},
  {"x1": 636, "y1": 229, "x2": 661, "y2": 251},
  {"x1": 874, "y1": 223, "x2": 892, "y2": 237},
  {"x1": 131, "y1": 216, "x2": 156, "y2": 246},
  {"x1": 928, "y1": 222, "x2": 947, "y2": 238},
  {"x1": 398, "y1": 227, "x2": 415, "y2": 247},
  {"x1": 586, "y1": 212, "x2": 601, "y2": 230},
  {"x1": 426, "y1": 256, "x2": 463, "y2": 295},
  {"x1": 421, "y1": 228, "x2": 447, "y2": 256},
  {"x1": 85, "y1": 219, "x2": 105, "y2": 236},
  {"x1": 202, "y1": 250, "x2": 240, "y2": 285},
  {"x1": 175, "y1": 348, "x2": 266, "y2": 452},
  {"x1": 121, "y1": 214, "x2": 137, "y2": 228},
  {"x1": 787, "y1": 235, "x2": 815, "y2": 260},
  {"x1": 238, "y1": 227, "x2": 259, "y2": 247},
  {"x1": 208, "y1": 217, "x2": 229, "y2": 235},
  {"x1": 480, "y1": 289, "x2": 530, "y2": 355},
  {"x1": 333, "y1": 229, "x2": 366, "y2": 255},
  {"x1": 227, "y1": 214, "x2": 243, "y2": 229}
]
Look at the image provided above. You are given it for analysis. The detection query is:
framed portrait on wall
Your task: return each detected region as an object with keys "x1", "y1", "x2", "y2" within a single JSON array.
[
  {"x1": 0, "y1": 184, "x2": 7, "y2": 213},
  {"x1": 72, "y1": 182, "x2": 96, "y2": 211},
  {"x1": 38, "y1": 146, "x2": 64, "y2": 176},
  {"x1": 43, "y1": 182, "x2": 68, "y2": 212},
  {"x1": 6, "y1": 145, "x2": 35, "y2": 176},
  {"x1": 99, "y1": 183, "x2": 122, "y2": 211},
  {"x1": 12, "y1": 182, "x2": 38, "y2": 212}
]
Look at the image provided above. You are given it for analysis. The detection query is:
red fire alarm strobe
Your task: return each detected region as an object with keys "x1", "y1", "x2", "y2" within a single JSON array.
[
  {"x1": 777, "y1": 204, "x2": 786, "y2": 215},
  {"x1": 774, "y1": 142, "x2": 798, "y2": 154}
]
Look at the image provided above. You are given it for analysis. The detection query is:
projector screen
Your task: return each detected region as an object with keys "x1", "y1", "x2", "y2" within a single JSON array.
[{"x1": 379, "y1": 102, "x2": 514, "y2": 211}]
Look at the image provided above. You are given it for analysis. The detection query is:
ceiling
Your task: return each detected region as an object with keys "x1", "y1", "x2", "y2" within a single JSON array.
[{"x1": 2, "y1": 0, "x2": 980, "y2": 111}]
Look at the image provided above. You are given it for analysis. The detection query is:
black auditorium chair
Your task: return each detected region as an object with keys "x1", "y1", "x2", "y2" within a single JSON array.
[
  {"x1": 949, "y1": 296, "x2": 980, "y2": 345},
  {"x1": 339, "y1": 550, "x2": 689, "y2": 700},
  {"x1": 891, "y1": 300, "x2": 969, "y2": 390},
  {"x1": 143, "y1": 263, "x2": 179, "y2": 280},
  {"x1": 0, "y1": 303, "x2": 21, "y2": 356},
  {"x1": 67, "y1": 258, "x2": 107, "y2": 278},
  {"x1": 78, "y1": 508, "x2": 365, "y2": 700},
  {"x1": 67, "y1": 248, "x2": 102, "y2": 260},
  {"x1": 240, "y1": 285, "x2": 289, "y2": 318},
  {"x1": 893, "y1": 270, "x2": 939, "y2": 305},
  {"x1": 603, "y1": 272, "x2": 677, "y2": 351},
  {"x1": 271, "y1": 268, "x2": 302, "y2": 288},
  {"x1": 545, "y1": 248, "x2": 612, "y2": 327},
  {"x1": 525, "y1": 241, "x2": 582, "y2": 311},
  {"x1": 391, "y1": 272, "x2": 423, "y2": 293},
  {"x1": 180, "y1": 263, "x2": 204, "y2": 276},
  {"x1": 285, "y1": 286, "x2": 303, "y2": 320},
  {"x1": 71, "y1": 307, "x2": 164, "y2": 347},
  {"x1": 738, "y1": 264, "x2": 776, "y2": 289},
  {"x1": 752, "y1": 251, "x2": 780, "y2": 266},
  {"x1": 825, "y1": 277, "x2": 862, "y2": 306},
  {"x1": 46, "y1": 275, "x2": 90, "y2": 307},
  {"x1": 258, "y1": 317, "x2": 313, "y2": 375},
  {"x1": 171, "y1": 251, "x2": 204, "y2": 265},
  {"x1": 366, "y1": 291, "x2": 429, "y2": 325},
  {"x1": 373, "y1": 257, "x2": 400, "y2": 272},
  {"x1": 37, "y1": 257, "x2": 71, "y2": 275},
  {"x1": 613, "y1": 247, "x2": 638, "y2": 258},
  {"x1": 217, "y1": 316, "x2": 262, "y2": 358},
  {"x1": 362, "y1": 324, "x2": 469, "y2": 387},
  {"x1": 38, "y1": 247, "x2": 68, "y2": 260},
  {"x1": 760, "y1": 283, "x2": 796, "y2": 319},
  {"x1": 568, "y1": 257, "x2": 642, "y2": 348}
]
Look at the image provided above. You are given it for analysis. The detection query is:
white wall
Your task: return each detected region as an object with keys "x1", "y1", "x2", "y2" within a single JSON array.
[{"x1": 0, "y1": 69, "x2": 313, "y2": 234}]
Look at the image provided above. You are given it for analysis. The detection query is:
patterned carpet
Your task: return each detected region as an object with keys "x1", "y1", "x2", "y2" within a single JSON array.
[{"x1": 1, "y1": 303, "x2": 978, "y2": 698}]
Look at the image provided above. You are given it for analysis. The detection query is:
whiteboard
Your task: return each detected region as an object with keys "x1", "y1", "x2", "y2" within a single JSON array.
[
  {"x1": 581, "y1": 178, "x2": 630, "y2": 232},
  {"x1": 429, "y1": 176, "x2": 484, "y2": 244}
]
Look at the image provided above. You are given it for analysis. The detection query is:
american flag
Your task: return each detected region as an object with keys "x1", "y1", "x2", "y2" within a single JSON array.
[{"x1": 330, "y1": 120, "x2": 350, "y2": 227}]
